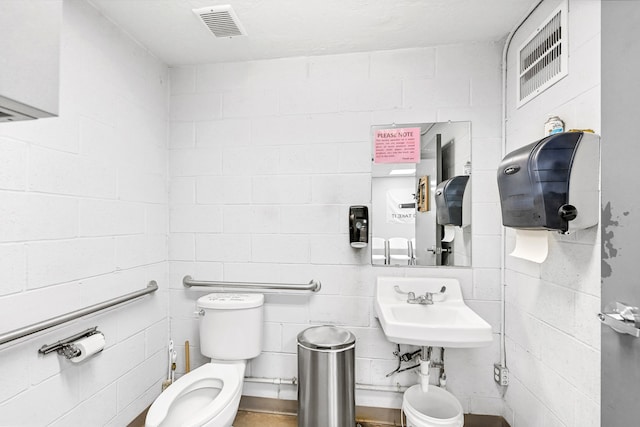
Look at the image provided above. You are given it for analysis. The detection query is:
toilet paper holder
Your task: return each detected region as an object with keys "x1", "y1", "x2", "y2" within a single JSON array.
[{"x1": 38, "y1": 326, "x2": 103, "y2": 359}]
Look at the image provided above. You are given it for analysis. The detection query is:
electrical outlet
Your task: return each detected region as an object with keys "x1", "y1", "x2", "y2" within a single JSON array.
[{"x1": 493, "y1": 363, "x2": 509, "y2": 386}]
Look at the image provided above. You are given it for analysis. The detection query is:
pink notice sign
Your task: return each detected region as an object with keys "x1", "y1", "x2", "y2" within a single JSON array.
[{"x1": 373, "y1": 127, "x2": 421, "y2": 164}]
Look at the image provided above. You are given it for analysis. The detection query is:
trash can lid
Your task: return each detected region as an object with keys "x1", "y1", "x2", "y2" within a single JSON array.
[{"x1": 297, "y1": 326, "x2": 356, "y2": 350}]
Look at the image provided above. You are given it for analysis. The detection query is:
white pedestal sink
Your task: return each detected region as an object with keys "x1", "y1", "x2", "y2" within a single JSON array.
[{"x1": 374, "y1": 277, "x2": 492, "y2": 348}]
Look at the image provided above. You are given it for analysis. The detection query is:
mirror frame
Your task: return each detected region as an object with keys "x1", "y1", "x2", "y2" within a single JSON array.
[{"x1": 370, "y1": 121, "x2": 472, "y2": 268}]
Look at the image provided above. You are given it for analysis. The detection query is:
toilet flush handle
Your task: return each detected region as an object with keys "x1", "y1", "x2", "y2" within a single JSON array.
[{"x1": 194, "y1": 309, "x2": 205, "y2": 317}]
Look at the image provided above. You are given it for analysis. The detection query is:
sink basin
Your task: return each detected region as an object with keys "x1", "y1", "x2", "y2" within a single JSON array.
[{"x1": 374, "y1": 277, "x2": 493, "y2": 348}]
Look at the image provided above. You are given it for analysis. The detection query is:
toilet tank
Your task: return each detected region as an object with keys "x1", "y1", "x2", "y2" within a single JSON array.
[{"x1": 197, "y1": 293, "x2": 264, "y2": 360}]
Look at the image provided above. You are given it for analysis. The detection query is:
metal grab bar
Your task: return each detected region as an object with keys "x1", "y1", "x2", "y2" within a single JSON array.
[
  {"x1": 0, "y1": 281, "x2": 158, "y2": 347},
  {"x1": 183, "y1": 275, "x2": 321, "y2": 293}
]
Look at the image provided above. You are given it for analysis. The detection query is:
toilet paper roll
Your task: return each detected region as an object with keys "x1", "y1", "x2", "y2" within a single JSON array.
[
  {"x1": 510, "y1": 229, "x2": 548, "y2": 263},
  {"x1": 442, "y1": 225, "x2": 456, "y2": 243},
  {"x1": 70, "y1": 333, "x2": 105, "y2": 363}
]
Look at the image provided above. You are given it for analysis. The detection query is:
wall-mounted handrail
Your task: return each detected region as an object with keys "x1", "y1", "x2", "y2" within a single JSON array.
[
  {"x1": 183, "y1": 275, "x2": 321, "y2": 293},
  {"x1": 0, "y1": 281, "x2": 158, "y2": 347}
]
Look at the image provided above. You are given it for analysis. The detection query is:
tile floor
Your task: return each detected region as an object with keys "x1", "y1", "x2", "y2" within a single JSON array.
[
  {"x1": 233, "y1": 411, "x2": 508, "y2": 427},
  {"x1": 128, "y1": 407, "x2": 397, "y2": 426},
  {"x1": 233, "y1": 411, "x2": 298, "y2": 427},
  {"x1": 131, "y1": 409, "x2": 505, "y2": 426},
  {"x1": 233, "y1": 410, "x2": 394, "y2": 426}
]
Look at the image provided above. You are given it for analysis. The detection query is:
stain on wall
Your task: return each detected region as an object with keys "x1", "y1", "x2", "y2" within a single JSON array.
[{"x1": 602, "y1": 201, "x2": 619, "y2": 278}]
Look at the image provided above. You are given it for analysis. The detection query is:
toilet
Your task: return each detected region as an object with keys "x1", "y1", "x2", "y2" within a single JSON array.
[{"x1": 145, "y1": 293, "x2": 264, "y2": 427}]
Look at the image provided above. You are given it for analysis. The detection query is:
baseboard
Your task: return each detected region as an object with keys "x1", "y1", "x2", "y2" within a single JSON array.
[
  {"x1": 127, "y1": 408, "x2": 148, "y2": 427},
  {"x1": 132, "y1": 396, "x2": 510, "y2": 427},
  {"x1": 464, "y1": 413, "x2": 511, "y2": 427},
  {"x1": 239, "y1": 395, "x2": 510, "y2": 426},
  {"x1": 239, "y1": 395, "x2": 298, "y2": 415}
]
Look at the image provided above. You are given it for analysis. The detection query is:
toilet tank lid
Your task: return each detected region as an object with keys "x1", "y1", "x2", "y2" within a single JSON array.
[{"x1": 197, "y1": 293, "x2": 264, "y2": 310}]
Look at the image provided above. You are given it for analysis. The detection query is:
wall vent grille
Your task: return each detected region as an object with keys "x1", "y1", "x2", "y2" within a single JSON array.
[
  {"x1": 517, "y1": 1, "x2": 568, "y2": 107},
  {"x1": 193, "y1": 5, "x2": 246, "y2": 38}
]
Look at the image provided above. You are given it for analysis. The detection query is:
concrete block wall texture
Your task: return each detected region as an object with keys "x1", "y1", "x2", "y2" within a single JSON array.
[
  {"x1": 167, "y1": 42, "x2": 506, "y2": 414},
  {"x1": 502, "y1": 1, "x2": 601, "y2": 426},
  {"x1": 0, "y1": 1, "x2": 169, "y2": 425},
  {"x1": 0, "y1": 0, "x2": 601, "y2": 425}
]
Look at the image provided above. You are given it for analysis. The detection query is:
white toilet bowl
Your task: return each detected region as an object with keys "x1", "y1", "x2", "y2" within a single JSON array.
[
  {"x1": 145, "y1": 361, "x2": 245, "y2": 427},
  {"x1": 146, "y1": 293, "x2": 264, "y2": 427}
]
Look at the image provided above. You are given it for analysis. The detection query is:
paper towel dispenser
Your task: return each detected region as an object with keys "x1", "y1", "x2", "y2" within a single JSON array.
[
  {"x1": 435, "y1": 175, "x2": 470, "y2": 227},
  {"x1": 497, "y1": 131, "x2": 600, "y2": 234}
]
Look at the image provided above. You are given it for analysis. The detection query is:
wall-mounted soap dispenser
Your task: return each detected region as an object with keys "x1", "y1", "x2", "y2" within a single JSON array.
[
  {"x1": 435, "y1": 175, "x2": 470, "y2": 227},
  {"x1": 497, "y1": 131, "x2": 600, "y2": 234},
  {"x1": 349, "y1": 206, "x2": 368, "y2": 248}
]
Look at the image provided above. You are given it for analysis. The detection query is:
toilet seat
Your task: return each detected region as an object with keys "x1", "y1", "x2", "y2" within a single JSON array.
[{"x1": 145, "y1": 362, "x2": 244, "y2": 427}]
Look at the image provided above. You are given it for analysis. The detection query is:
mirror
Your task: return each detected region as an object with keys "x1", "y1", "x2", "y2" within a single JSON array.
[{"x1": 371, "y1": 121, "x2": 471, "y2": 267}]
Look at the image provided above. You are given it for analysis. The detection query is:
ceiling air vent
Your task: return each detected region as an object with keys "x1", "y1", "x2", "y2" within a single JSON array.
[
  {"x1": 193, "y1": 5, "x2": 246, "y2": 38},
  {"x1": 517, "y1": 1, "x2": 568, "y2": 108}
]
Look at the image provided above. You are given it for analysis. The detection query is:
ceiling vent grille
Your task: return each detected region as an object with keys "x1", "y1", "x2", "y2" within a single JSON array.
[
  {"x1": 517, "y1": 1, "x2": 568, "y2": 108},
  {"x1": 193, "y1": 5, "x2": 246, "y2": 38}
]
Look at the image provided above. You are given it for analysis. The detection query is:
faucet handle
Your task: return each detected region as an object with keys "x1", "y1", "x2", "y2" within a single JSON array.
[
  {"x1": 394, "y1": 286, "x2": 417, "y2": 303},
  {"x1": 425, "y1": 286, "x2": 446, "y2": 296},
  {"x1": 425, "y1": 286, "x2": 447, "y2": 302},
  {"x1": 394, "y1": 285, "x2": 410, "y2": 294}
]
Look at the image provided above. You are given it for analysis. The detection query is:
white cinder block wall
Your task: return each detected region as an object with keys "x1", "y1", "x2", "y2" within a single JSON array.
[
  {"x1": 168, "y1": 43, "x2": 507, "y2": 414},
  {"x1": 1, "y1": 1, "x2": 601, "y2": 424},
  {"x1": 0, "y1": 1, "x2": 169, "y2": 425},
  {"x1": 503, "y1": 1, "x2": 601, "y2": 426}
]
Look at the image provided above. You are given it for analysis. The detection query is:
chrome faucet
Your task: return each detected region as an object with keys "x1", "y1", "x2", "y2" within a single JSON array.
[
  {"x1": 394, "y1": 285, "x2": 446, "y2": 305},
  {"x1": 408, "y1": 292, "x2": 434, "y2": 305}
]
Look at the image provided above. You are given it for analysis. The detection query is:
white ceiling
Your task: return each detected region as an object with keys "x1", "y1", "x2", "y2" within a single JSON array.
[{"x1": 88, "y1": 0, "x2": 539, "y2": 66}]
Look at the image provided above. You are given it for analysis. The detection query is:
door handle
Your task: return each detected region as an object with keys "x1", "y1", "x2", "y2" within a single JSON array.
[{"x1": 598, "y1": 302, "x2": 640, "y2": 337}]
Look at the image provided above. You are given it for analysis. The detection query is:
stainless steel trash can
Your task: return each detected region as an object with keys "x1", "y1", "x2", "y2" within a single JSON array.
[{"x1": 297, "y1": 325, "x2": 356, "y2": 427}]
